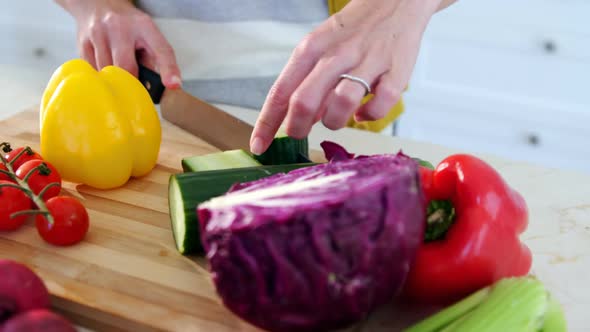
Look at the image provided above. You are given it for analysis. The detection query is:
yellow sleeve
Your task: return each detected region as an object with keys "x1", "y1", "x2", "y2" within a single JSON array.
[{"x1": 328, "y1": 0, "x2": 405, "y2": 133}]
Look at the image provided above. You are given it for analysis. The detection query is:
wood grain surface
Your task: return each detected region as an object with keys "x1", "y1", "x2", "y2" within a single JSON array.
[{"x1": 0, "y1": 109, "x2": 430, "y2": 332}]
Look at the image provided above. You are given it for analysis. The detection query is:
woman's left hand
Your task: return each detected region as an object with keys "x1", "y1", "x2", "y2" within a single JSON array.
[{"x1": 250, "y1": 0, "x2": 446, "y2": 154}]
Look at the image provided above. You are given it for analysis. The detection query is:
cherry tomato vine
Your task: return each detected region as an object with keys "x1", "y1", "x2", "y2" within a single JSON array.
[{"x1": 0, "y1": 142, "x2": 89, "y2": 246}]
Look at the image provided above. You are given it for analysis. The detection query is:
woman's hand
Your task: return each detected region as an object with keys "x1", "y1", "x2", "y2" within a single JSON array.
[
  {"x1": 55, "y1": 0, "x2": 181, "y2": 88},
  {"x1": 250, "y1": 0, "x2": 451, "y2": 155}
]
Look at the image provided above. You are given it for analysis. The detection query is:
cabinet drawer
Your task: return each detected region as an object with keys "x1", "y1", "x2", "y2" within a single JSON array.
[
  {"x1": 420, "y1": 0, "x2": 590, "y2": 108},
  {"x1": 416, "y1": 33, "x2": 590, "y2": 109},
  {"x1": 0, "y1": 2, "x2": 77, "y2": 70},
  {"x1": 424, "y1": 20, "x2": 590, "y2": 64},
  {"x1": 0, "y1": 21, "x2": 77, "y2": 71},
  {"x1": 397, "y1": 99, "x2": 590, "y2": 174},
  {"x1": 432, "y1": 0, "x2": 590, "y2": 36},
  {"x1": 396, "y1": 0, "x2": 589, "y2": 174}
]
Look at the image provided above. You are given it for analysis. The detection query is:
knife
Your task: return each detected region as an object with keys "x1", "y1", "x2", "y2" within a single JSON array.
[{"x1": 137, "y1": 64, "x2": 254, "y2": 152}]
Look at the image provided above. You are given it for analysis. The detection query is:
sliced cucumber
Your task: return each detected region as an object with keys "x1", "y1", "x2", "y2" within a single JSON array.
[
  {"x1": 173, "y1": 149, "x2": 261, "y2": 254},
  {"x1": 253, "y1": 130, "x2": 309, "y2": 165},
  {"x1": 168, "y1": 163, "x2": 316, "y2": 255},
  {"x1": 182, "y1": 149, "x2": 261, "y2": 172},
  {"x1": 169, "y1": 176, "x2": 196, "y2": 254}
]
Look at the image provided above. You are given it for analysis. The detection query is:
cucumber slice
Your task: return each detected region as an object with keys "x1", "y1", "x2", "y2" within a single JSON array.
[
  {"x1": 169, "y1": 176, "x2": 195, "y2": 254},
  {"x1": 168, "y1": 163, "x2": 316, "y2": 255},
  {"x1": 182, "y1": 149, "x2": 261, "y2": 172},
  {"x1": 253, "y1": 130, "x2": 309, "y2": 165}
]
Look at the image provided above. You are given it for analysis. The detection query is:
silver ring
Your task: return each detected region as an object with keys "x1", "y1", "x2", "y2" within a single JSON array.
[{"x1": 339, "y1": 74, "x2": 372, "y2": 96}]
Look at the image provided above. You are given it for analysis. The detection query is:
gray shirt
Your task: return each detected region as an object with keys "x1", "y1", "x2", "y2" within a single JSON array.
[{"x1": 134, "y1": 1, "x2": 330, "y2": 109}]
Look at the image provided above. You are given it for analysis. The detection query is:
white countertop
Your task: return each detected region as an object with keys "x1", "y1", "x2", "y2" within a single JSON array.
[{"x1": 1, "y1": 64, "x2": 589, "y2": 331}]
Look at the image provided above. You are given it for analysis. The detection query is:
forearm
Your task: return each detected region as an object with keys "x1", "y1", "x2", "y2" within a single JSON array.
[{"x1": 381, "y1": 0, "x2": 459, "y2": 18}]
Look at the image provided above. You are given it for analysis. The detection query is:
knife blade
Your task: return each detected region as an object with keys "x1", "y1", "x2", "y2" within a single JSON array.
[{"x1": 137, "y1": 64, "x2": 254, "y2": 152}]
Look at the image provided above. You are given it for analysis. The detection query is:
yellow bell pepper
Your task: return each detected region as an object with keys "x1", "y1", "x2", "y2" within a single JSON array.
[{"x1": 39, "y1": 58, "x2": 161, "y2": 189}]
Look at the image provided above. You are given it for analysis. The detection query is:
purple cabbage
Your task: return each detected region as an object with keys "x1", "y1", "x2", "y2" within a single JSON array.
[
  {"x1": 198, "y1": 152, "x2": 425, "y2": 332},
  {"x1": 320, "y1": 140, "x2": 370, "y2": 162},
  {"x1": 320, "y1": 141, "x2": 356, "y2": 161}
]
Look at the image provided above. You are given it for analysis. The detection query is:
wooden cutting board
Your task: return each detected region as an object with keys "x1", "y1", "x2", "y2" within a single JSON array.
[{"x1": 0, "y1": 108, "x2": 428, "y2": 332}]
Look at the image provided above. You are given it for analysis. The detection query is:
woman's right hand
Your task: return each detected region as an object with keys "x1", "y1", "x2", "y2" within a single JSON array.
[{"x1": 56, "y1": 0, "x2": 182, "y2": 88}]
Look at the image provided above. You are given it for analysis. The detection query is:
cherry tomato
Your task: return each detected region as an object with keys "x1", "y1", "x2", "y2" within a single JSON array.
[
  {"x1": 0, "y1": 164, "x2": 13, "y2": 182},
  {"x1": 0, "y1": 180, "x2": 30, "y2": 231},
  {"x1": 35, "y1": 196, "x2": 89, "y2": 246},
  {"x1": 5, "y1": 147, "x2": 43, "y2": 171},
  {"x1": 16, "y1": 160, "x2": 62, "y2": 201}
]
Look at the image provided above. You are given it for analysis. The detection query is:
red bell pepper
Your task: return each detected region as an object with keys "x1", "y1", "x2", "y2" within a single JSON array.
[{"x1": 403, "y1": 154, "x2": 533, "y2": 304}]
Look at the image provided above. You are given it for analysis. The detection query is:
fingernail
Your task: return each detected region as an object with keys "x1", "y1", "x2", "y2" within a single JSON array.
[
  {"x1": 170, "y1": 75, "x2": 182, "y2": 88},
  {"x1": 251, "y1": 137, "x2": 264, "y2": 155}
]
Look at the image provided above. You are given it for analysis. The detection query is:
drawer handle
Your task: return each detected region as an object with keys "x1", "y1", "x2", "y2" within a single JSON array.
[
  {"x1": 33, "y1": 47, "x2": 46, "y2": 58},
  {"x1": 527, "y1": 133, "x2": 541, "y2": 147},
  {"x1": 543, "y1": 40, "x2": 557, "y2": 54}
]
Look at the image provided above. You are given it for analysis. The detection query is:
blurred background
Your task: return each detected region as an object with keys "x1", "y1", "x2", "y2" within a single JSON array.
[{"x1": 0, "y1": 1, "x2": 588, "y2": 174}]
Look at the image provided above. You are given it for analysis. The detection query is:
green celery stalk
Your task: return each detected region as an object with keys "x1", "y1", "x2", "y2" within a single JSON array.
[
  {"x1": 449, "y1": 277, "x2": 547, "y2": 331},
  {"x1": 404, "y1": 287, "x2": 490, "y2": 332},
  {"x1": 540, "y1": 295, "x2": 567, "y2": 332},
  {"x1": 403, "y1": 277, "x2": 566, "y2": 332}
]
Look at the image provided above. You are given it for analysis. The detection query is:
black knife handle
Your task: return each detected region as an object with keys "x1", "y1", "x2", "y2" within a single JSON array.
[{"x1": 138, "y1": 63, "x2": 165, "y2": 104}]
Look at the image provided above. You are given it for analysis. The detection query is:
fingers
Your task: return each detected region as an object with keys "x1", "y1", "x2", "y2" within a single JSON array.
[
  {"x1": 321, "y1": 59, "x2": 385, "y2": 130},
  {"x1": 109, "y1": 28, "x2": 138, "y2": 77},
  {"x1": 354, "y1": 72, "x2": 402, "y2": 122},
  {"x1": 250, "y1": 33, "x2": 325, "y2": 154},
  {"x1": 282, "y1": 46, "x2": 360, "y2": 139},
  {"x1": 112, "y1": 44, "x2": 138, "y2": 77},
  {"x1": 89, "y1": 26, "x2": 113, "y2": 70},
  {"x1": 355, "y1": 30, "x2": 421, "y2": 122},
  {"x1": 139, "y1": 19, "x2": 182, "y2": 89},
  {"x1": 75, "y1": 9, "x2": 179, "y2": 84},
  {"x1": 79, "y1": 38, "x2": 96, "y2": 69}
]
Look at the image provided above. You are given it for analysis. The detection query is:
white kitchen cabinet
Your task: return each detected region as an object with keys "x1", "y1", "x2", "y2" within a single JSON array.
[
  {"x1": 0, "y1": 1, "x2": 77, "y2": 118},
  {"x1": 397, "y1": 0, "x2": 590, "y2": 174},
  {"x1": 0, "y1": 1, "x2": 77, "y2": 73}
]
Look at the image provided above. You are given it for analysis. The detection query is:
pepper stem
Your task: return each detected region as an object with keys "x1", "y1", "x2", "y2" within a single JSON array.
[
  {"x1": 424, "y1": 200, "x2": 456, "y2": 242},
  {"x1": 0, "y1": 142, "x2": 11, "y2": 154},
  {"x1": 413, "y1": 156, "x2": 457, "y2": 242},
  {"x1": 23, "y1": 163, "x2": 51, "y2": 183},
  {"x1": 413, "y1": 157, "x2": 435, "y2": 170},
  {"x1": 6, "y1": 147, "x2": 27, "y2": 167},
  {"x1": 0, "y1": 145, "x2": 10, "y2": 166}
]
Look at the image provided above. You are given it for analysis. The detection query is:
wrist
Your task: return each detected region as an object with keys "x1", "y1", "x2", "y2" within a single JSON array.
[
  {"x1": 54, "y1": 0, "x2": 96, "y2": 21},
  {"x1": 436, "y1": 0, "x2": 458, "y2": 12},
  {"x1": 56, "y1": 0, "x2": 135, "y2": 22},
  {"x1": 404, "y1": 0, "x2": 445, "y2": 19},
  {"x1": 346, "y1": 0, "x2": 442, "y2": 25}
]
